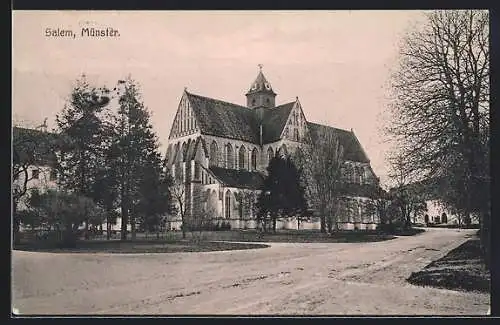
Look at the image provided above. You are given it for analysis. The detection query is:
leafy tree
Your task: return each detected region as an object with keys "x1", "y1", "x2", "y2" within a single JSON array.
[
  {"x1": 55, "y1": 75, "x2": 111, "y2": 239},
  {"x1": 107, "y1": 77, "x2": 168, "y2": 240},
  {"x1": 12, "y1": 126, "x2": 59, "y2": 244},
  {"x1": 25, "y1": 189, "x2": 102, "y2": 247},
  {"x1": 135, "y1": 161, "x2": 174, "y2": 236},
  {"x1": 256, "y1": 156, "x2": 308, "y2": 233},
  {"x1": 387, "y1": 10, "x2": 490, "y2": 267}
]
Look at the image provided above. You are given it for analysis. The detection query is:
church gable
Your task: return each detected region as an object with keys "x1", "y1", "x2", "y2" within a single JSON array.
[
  {"x1": 281, "y1": 99, "x2": 309, "y2": 143},
  {"x1": 261, "y1": 102, "x2": 295, "y2": 144},
  {"x1": 168, "y1": 92, "x2": 200, "y2": 140}
]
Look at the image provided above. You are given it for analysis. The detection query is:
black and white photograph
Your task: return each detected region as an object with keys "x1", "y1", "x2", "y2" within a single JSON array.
[{"x1": 11, "y1": 10, "x2": 491, "y2": 316}]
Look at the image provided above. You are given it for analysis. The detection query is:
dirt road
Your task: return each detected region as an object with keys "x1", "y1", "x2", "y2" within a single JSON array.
[{"x1": 12, "y1": 228, "x2": 489, "y2": 315}]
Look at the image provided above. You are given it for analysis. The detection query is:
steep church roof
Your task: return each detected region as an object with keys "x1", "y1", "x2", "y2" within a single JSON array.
[
  {"x1": 261, "y1": 102, "x2": 295, "y2": 143},
  {"x1": 186, "y1": 91, "x2": 261, "y2": 143},
  {"x1": 183, "y1": 91, "x2": 371, "y2": 164},
  {"x1": 186, "y1": 90, "x2": 297, "y2": 145},
  {"x1": 307, "y1": 122, "x2": 370, "y2": 163}
]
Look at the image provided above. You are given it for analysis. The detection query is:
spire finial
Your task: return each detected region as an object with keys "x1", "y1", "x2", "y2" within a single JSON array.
[{"x1": 258, "y1": 64, "x2": 263, "y2": 71}]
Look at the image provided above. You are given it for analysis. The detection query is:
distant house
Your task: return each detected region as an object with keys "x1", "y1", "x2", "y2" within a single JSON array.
[
  {"x1": 13, "y1": 126, "x2": 60, "y2": 210},
  {"x1": 405, "y1": 177, "x2": 476, "y2": 225},
  {"x1": 12, "y1": 126, "x2": 128, "y2": 232}
]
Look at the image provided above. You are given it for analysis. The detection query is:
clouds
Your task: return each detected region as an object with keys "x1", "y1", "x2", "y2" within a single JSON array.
[{"x1": 12, "y1": 10, "x2": 424, "y2": 185}]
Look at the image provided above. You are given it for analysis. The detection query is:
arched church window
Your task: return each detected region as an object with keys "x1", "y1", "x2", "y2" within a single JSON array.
[
  {"x1": 352, "y1": 201, "x2": 361, "y2": 223},
  {"x1": 204, "y1": 189, "x2": 211, "y2": 211},
  {"x1": 267, "y1": 147, "x2": 274, "y2": 163},
  {"x1": 194, "y1": 162, "x2": 200, "y2": 179},
  {"x1": 176, "y1": 162, "x2": 183, "y2": 182},
  {"x1": 252, "y1": 99, "x2": 256, "y2": 106},
  {"x1": 356, "y1": 166, "x2": 364, "y2": 184},
  {"x1": 181, "y1": 142, "x2": 187, "y2": 161},
  {"x1": 278, "y1": 144, "x2": 288, "y2": 158},
  {"x1": 238, "y1": 145, "x2": 247, "y2": 170},
  {"x1": 251, "y1": 148, "x2": 258, "y2": 171},
  {"x1": 293, "y1": 129, "x2": 299, "y2": 141},
  {"x1": 225, "y1": 190, "x2": 231, "y2": 219},
  {"x1": 209, "y1": 141, "x2": 219, "y2": 167},
  {"x1": 266, "y1": 98, "x2": 270, "y2": 104},
  {"x1": 226, "y1": 143, "x2": 234, "y2": 169}
]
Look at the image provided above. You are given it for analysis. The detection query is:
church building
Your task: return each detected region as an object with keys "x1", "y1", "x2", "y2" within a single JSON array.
[{"x1": 165, "y1": 68, "x2": 381, "y2": 231}]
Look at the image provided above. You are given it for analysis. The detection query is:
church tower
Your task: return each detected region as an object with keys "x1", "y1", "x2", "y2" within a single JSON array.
[{"x1": 246, "y1": 65, "x2": 276, "y2": 109}]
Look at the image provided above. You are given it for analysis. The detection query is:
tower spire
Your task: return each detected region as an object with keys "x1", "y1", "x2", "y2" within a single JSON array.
[{"x1": 246, "y1": 66, "x2": 276, "y2": 109}]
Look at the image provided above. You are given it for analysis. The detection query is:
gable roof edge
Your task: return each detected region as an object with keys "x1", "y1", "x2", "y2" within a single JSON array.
[{"x1": 350, "y1": 129, "x2": 370, "y2": 163}]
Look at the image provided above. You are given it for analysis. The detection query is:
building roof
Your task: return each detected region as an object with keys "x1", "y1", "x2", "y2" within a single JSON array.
[
  {"x1": 184, "y1": 90, "x2": 371, "y2": 164},
  {"x1": 209, "y1": 166, "x2": 265, "y2": 190},
  {"x1": 261, "y1": 102, "x2": 295, "y2": 143},
  {"x1": 307, "y1": 122, "x2": 370, "y2": 163},
  {"x1": 187, "y1": 91, "x2": 261, "y2": 143},
  {"x1": 12, "y1": 127, "x2": 61, "y2": 167}
]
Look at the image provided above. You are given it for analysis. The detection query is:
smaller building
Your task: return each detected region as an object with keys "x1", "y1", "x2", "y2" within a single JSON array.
[{"x1": 406, "y1": 177, "x2": 478, "y2": 226}]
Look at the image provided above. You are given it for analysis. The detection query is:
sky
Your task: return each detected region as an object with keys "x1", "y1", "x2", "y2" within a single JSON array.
[{"x1": 12, "y1": 10, "x2": 428, "y2": 186}]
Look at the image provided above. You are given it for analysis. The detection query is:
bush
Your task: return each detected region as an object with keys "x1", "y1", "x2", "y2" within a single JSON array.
[{"x1": 219, "y1": 221, "x2": 231, "y2": 231}]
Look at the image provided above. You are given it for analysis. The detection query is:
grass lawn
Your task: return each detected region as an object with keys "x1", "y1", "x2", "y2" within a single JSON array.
[
  {"x1": 14, "y1": 227, "x2": 421, "y2": 253},
  {"x1": 151, "y1": 229, "x2": 399, "y2": 243},
  {"x1": 13, "y1": 238, "x2": 270, "y2": 254},
  {"x1": 407, "y1": 237, "x2": 490, "y2": 293}
]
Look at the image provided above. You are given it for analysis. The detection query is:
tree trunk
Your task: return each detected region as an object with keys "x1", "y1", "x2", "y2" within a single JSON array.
[
  {"x1": 121, "y1": 199, "x2": 128, "y2": 240},
  {"x1": 84, "y1": 220, "x2": 89, "y2": 240},
  {"x1": 181, "y1": 215, "x2": 186, "y2": 239},
  {"x1": 106, "y1": 219, "x2": 111, "y2": 240},
  {"x1": 480, "y1": 211, "x2": 490, "y2": 270},
  {"x1": 320, "y1": 213, "x2": 326, "y2": 233},
  {"x1": 272, "y1": 215, "x2": 277, "y2": 233},
  {"x1": 131, "y1": 215, "x2": 136, "y2": 240}
]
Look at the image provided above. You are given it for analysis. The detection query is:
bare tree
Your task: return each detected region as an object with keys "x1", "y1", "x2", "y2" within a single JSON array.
[
  {"x1": 387, "y1": 10, "x2": 489, "y2": 263},
  {"x1": 365, "y1": 186, "x2": 391, "y2": 228},
  {"x1": 294, "y1": 126, "x2": 344, "y2": 233},
  {"x1": 171, "y1": 180, "x2": 187, "y2": 239},
  {"x1": 387, "y1": 155, "x2": 428, "y2": 230}
]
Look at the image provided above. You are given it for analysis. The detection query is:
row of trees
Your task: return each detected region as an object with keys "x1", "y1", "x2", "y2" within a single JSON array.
[
  {"x1": 13, "y1": 76, "x2": 173, "y2": 246},
  {"x1": 386, "y1": 11, "x2": 490, "y2": 266},
  {"x1": 255, "y1": 126, "x2": 422, "y2": 234}
]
